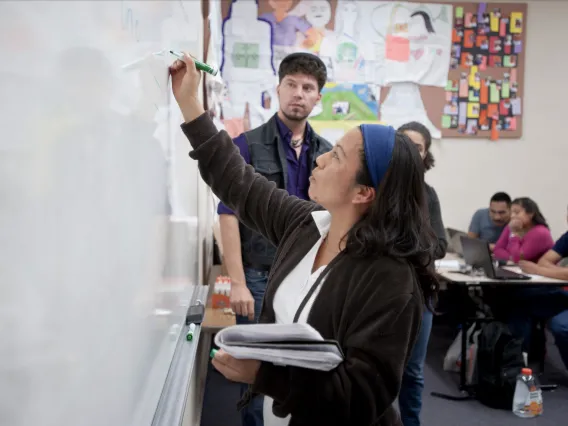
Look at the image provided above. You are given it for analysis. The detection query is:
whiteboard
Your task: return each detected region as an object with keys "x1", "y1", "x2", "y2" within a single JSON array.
[{"x1": 0, "y1": 2, "x2": 209, "y2": 425}]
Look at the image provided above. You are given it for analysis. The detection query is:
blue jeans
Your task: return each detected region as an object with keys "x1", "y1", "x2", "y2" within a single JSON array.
[
  {"x1": 236, "y1": 268, "x2": 268, "y2": 426},
  {"x1": 507, "y1": 287, "x2": 568, "y2": 370},
  {"x1": 399, "y1": 309, "x2": 433, "y2": 426}
]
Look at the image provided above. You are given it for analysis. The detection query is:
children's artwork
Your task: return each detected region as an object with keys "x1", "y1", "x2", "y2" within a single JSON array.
[
  {"x1": 260, "y1": 0, "x2": 318, "y2": 51},
  {"x1": 214, "y1": 1, "x2": 526, "y2": 140},
  {"x1": 310, "y1": 82, "x2": 379, "y2": 121},
  {"x1": 219, "y1": 0, "x2": 275, "y2": 90},
  {"x1": 442, "y1": 2, "x2": 526, "y2": 139},
  {"x1": 289, "y1": 0, "x2": 333, "y2": 55},
  {"x1": 367, "y1": 2, "x2": 453, "y2": 87},
  {"x1": 309, "y1": 119, "x2": 384, "y2": 145}
]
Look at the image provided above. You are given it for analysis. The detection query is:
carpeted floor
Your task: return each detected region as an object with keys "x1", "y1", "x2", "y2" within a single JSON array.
[{"x1": 200, "y1": 324, "x2": 568, "y2": 426}]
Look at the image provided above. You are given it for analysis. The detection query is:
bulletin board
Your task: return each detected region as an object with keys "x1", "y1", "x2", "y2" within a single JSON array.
[
  {"x1": 215, "y1": 0, "x2": 456, "y2": 143},
  {"x1": 212, "y1": 1, "x2": 526, "y2": 141},
  {"x1": 410, "y1": 2, "x2": 527, "y2": 139}
]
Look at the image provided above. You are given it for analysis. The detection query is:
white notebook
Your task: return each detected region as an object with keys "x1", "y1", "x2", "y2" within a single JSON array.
[{"x1": 214, "y1": 323, "x2": 344, "y2": 371}]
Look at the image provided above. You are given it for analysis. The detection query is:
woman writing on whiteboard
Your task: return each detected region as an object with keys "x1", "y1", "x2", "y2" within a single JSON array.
[{"x1": 170, "y1": 54, "x2": 439, "y2": 426}]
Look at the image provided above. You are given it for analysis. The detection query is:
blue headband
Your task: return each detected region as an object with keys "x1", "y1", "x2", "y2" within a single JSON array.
[{"x1": 360, "y1": 124, "x2": 396, "y2": 188}]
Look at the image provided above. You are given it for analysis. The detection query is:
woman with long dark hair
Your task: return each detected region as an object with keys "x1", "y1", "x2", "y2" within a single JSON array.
[
  {"x1": 397, "y1": 122, "x2": 446, "y2": 426},
  {"x1": 494, "y1": 197, "x2": 554, "y2": 263},
  {"x1": 170, "y1": 54, "x2": 439, "y2": 426}
]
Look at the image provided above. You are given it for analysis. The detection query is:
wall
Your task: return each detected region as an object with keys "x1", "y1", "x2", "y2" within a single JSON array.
[{"x1": 427, "y1": 0, "x2": 568, "y2": 239}]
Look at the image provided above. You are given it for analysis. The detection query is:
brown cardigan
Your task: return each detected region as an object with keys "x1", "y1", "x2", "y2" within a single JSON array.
[{"x1": 182, "y1": 113, "x2": 423, "y2": 426}]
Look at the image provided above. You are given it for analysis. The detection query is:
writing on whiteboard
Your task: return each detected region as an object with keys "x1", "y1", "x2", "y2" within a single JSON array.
[{"x1": 121, "y1": 1, "x2": 140, "y2": 42}]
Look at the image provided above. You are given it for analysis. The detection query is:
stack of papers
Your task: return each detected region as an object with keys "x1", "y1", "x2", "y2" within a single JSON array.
[
  {"x1": 214, "y1": 323, "x2": 344, "y2": 371},
  {"x1": 435, "y1": 259, "x2": 461, "y2": 270}
]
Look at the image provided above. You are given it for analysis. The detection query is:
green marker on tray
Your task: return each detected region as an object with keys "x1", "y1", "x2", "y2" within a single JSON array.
[
  {"x1": 170, "y1": 50, "x2": 218, "y2": 76},
  {"x1": 186, "y1": 323, "x2": 196, "y2": 341}
]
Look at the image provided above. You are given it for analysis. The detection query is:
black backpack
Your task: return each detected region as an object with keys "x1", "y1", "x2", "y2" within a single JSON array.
[{"x1": 475, "y1": 321, "x2": 525, "y2": 409}]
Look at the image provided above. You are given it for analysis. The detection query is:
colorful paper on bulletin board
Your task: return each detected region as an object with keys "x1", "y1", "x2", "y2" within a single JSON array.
[
  {"x1": 310, "y1": 83, "x2": 379, "y2": 121},
  {"x1": 440, "y1": 2, "x2": 527, "y2": 139}
]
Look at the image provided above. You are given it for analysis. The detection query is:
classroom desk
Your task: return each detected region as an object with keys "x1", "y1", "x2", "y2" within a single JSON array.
[
  {"x1": 202, "y1": 307, "x2": 236, "y2": 331},
  {"x1": 432, "y1": 260, "x2": 568, "y2": 400}
]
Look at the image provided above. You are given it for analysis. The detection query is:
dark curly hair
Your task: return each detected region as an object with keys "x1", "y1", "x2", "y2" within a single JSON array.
[
  {"x1": 512, "y1": 197, "x2": 549, "y2": 229},
  {"x1": 343, "y1": 131, "x2": 440, "y2": 310},
  {"x1": 398, "y1": 121, "x2": 435, "y2": 171},
  {"x1": 278, "y1": 52, "x2": 327, "y2": 92}
]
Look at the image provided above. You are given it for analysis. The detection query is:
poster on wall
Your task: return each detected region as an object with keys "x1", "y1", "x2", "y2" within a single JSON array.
[
  {"x1": 213, "y1": 1, "x2": 525, "y2": 142},
  {"x1": 217, "y1": 0, "x2": 388, "y2": 145},
  {"x1": 215, "y1": 0, "x2": 452, "y2": 142},
  {"x1": 442, "y1": 3, "x2": 526, "y2": 139},
  {"x1": 409, "y1": 2, "x2": 526, "y2": 139}
]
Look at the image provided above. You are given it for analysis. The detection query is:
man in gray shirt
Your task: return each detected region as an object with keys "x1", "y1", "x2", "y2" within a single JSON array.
[{"x1": 468, "y1": 192, "x2": 512, "y2": 248}]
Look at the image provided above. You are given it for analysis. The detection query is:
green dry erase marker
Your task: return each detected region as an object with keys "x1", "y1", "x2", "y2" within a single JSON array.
[
  {"x1": 210, "y1": 348, "x2": 218, "y2": 358},
  {"x1": 186, "y1": 323, "x2": 196, "y2": 341},
  {"x1": 170, "y1": 50, "x2": 218, "y2": 76}
]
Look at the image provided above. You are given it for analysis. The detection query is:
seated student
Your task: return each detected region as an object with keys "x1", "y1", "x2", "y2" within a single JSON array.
[
  {"x1": 520, "y1": 206, "x2": 568, "y2": 281},
  {"x1": 512, "y1": 209, "x2": 568, "y2": 370},
  {"x1": 493, "y1": 197, "x2": 554, "y2": 263},
  {"x1": 468, "y1": 192, "x2": 512, "y2": 249}
]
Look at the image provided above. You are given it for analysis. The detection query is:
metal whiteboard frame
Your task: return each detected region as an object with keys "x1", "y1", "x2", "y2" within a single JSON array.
[{"x1": 151, "y1": 284, "x2": 209, "y2": 426}]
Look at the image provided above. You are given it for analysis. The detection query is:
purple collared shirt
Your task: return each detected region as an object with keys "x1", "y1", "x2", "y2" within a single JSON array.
[
  {"x1": 259, "y1": 13, "x2": 311, "y2": 47},
  {"x1": 217, "y1": 115, "x2": 312, "y2": 215}
]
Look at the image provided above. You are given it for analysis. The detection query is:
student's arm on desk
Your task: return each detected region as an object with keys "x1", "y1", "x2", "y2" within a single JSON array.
[
  {"x1": 519, "y1": 249, "x2": 568, "y2": 280},
  {"x1": 520, "y1": 259, "x2": 568, "y2": 281},
  {"x1": 538, "y1": 249, "x2": 562, "y2": 269}
]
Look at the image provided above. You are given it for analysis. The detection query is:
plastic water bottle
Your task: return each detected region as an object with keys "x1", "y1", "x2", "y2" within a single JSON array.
[{"x1": 512, "y1": 368, "x2": 543, "y2": 418}]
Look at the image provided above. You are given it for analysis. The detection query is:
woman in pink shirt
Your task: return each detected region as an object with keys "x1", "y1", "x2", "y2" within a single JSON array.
[{"x1": 493, "y1": 197, "x2": 554, "y2": 263}]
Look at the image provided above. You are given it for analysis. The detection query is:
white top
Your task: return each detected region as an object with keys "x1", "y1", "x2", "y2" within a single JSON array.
[{"x1": 263, "y1": 210, "x2": 332, "y2": 426}]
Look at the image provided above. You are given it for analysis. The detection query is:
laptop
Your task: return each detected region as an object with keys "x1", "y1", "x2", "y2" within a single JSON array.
[
  {"x1": 446, "y1": 228, "x2": 468, "y2": 257},
  {"x1": 459, "y1": 236, "x2": 531, "y2": 280}
]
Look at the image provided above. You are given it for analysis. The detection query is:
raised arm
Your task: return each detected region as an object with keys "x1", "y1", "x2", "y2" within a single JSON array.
[{"x1": 170, "y1": 54, "x2": 317, "y2": 247}]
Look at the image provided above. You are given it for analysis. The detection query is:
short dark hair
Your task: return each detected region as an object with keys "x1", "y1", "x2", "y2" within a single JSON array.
[
  {"x1": 278, "y1": 52, "x2": 327, "y2": 92},
  {"x1": 397, "y1": 121, "x2": 435, "y2": 171},
  {"x1": 490, "y1": 192, "x2": 512, "y2": 205},
  {"x1": 348, "y1": 131, "x2": 439, "y2": 310},
  {"x1": 512, "y1": 197, "x2": 549, "y2": 228}
]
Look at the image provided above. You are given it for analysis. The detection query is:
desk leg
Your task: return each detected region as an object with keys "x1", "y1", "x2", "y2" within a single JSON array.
[
  {"x1": 536, "y1": 325, "x2": 559, "y2": 392},
  {"x1": 459, "y1": 316, "x2": 468, "y2": 390},
  {"x1": 431, "y1": 285, "x2": 474, "y2": 401}
]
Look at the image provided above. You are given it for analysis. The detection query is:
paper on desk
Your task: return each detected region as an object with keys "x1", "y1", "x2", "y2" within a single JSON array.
[
  {"x1": 435, "y1": 259, "x2": 461, "y2": 269},
  {"x1": 214, "y1": 323, "x2": 344, "y2": 371}
]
